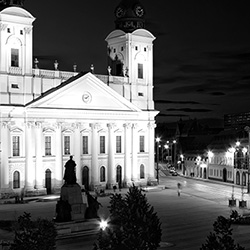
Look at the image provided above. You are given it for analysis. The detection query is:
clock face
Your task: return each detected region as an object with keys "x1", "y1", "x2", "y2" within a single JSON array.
[
  {"x1": 82, "y1": 92, "x2": 92, "y2": 103},
  {"x1": 115, "y1": 7, "x2": 125, "y2": 18},
  {"x1": 135, "y1": 5, "x2": 144, "y2": 17}
]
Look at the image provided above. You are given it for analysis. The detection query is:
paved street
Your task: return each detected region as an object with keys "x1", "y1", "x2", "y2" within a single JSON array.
[{"x1": 1, "y1": 175, "x2": 250, "y2": 249}]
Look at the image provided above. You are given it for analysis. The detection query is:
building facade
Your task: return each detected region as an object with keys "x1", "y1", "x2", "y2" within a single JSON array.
[{"x1": 0, "y1": 1, "x2": 158, "y2": 196}]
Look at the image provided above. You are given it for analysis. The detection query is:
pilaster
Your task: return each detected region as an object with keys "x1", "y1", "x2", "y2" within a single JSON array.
[
  {"x1": 55, "y1": 122, "x2": 63, "y2": 188},
  {"x1": 0, "y1": 122, "x2": 10, "y2": 189},
  {"x1": 131, "y1": 123, "x2": 138, "y2": 181},
  {"x1": 123, "y1": 123, "x2": 132, "y2": 185},
  {"x1": 107, "y1": 123, "x2": 116, "y2": 187},
  {"x1": 74, "y1": 123, "x2": 81, "y2": 184}
]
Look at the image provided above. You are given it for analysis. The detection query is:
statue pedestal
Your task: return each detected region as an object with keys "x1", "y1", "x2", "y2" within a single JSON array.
[{"x1": 60, "y1": 183, "x2": 86, "y2": 221}]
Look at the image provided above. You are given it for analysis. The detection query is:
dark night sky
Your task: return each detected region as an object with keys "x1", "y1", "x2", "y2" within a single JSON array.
[{"x1": 24, "y1": 1, "x2": 250, "y2": 126}]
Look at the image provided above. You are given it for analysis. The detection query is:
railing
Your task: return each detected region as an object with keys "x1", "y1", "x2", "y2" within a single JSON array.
[
  {"x1": 9, "y1": 66, "x2": 22, "y2": 75},
  {"x1": 32, "y1": 69, "x2": 76, "y2": 80},
  {"x1": 95, "y1": 74, "x2": 129, "y2": 85}
]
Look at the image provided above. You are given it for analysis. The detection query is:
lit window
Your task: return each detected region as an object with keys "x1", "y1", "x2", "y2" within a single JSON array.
[
  {"x1": 64, "y1": 136, "x2": 70, "y2": 155},
  {"x1": 82, "y1": 136, "x2": 88, "y2": 154},
  {"x1": 100, "y1": 136, "x2": 105, "y2": 154},
  {"x1": 45, "y1": 136, "x2": 51, "y2": 156},
  {"x1": 13, "y1": 136, "x2": 20, "y2": 156},
  {"x1": 100, "y1": 166, "x2": 105, "y2": 182},
  {"x1": 139, "y1": 135, "x2": 145, "y2": 152},
  {"x1": 116, "y1": 136, "x2": 121, "y2": 153},
  {"x1": 138, "y1": 63, "x2": 143, "y2": 79},
  {"x1": 13, "y1": 171, "x2": 20, "y2": 189},
  {"x1": 11, "y1": 48, "x2": 19, "y2": 67}
]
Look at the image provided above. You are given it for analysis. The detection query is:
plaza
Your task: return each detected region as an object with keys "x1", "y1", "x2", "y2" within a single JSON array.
[{"x1": 1, "y1": 175, "x2": 250, "y2": 249}]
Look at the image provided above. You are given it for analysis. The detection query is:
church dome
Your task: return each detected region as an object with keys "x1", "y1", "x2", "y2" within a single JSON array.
[
  {"x1": 114, "y1": 0, "x2": 146, "y2": 33},
  {"x1": 0, "y1": 0, "x2": 25, "y2": 11}
]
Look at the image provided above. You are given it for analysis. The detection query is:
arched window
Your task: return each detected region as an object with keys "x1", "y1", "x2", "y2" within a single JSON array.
[
  {"x1": 236, "y1": 171, "x2": 240, "y2": 185},
  {"x1": 100, "y1": 166, "x2": 106, "y2": 182},
  {"x1": 140, "y1": 164, "x2": 145, "y2": 179},
  {"x1": 13, "y1": 171, "x2": 20, "y2": 189},
  {"x1": 242, "y1": 172, "x2": 246, "y2": 186}
]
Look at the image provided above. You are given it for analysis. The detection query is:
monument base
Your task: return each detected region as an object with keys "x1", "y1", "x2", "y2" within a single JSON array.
[
  {"x1": 59, "y1": 183, "x2": 86, "y2": 221},
  {"x1": 55, "y1": 219, "x2": 100, "y2": 239}
]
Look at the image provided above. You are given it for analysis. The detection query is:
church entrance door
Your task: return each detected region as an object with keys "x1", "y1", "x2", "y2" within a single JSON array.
[{"x1": 82, "y1": 166, "x2": 90, "y2": 190}]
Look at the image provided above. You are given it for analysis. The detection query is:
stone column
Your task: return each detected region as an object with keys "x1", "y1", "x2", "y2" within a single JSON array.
[
  {"x1": 35, "y1": 122, "x2": 43, "y2": 189},
  {"x1": 25, "y1": 122, "x2": 35, "y2": 191},
  {"x1": 0, "y1": 122, "x2": 10, "y2": 189},
  {"x1": 123, "y1": 123, "x2": 132, "y2": 186},
  {"x1": 74, "y1": 123, "x2": 81, "y2": 184},
  {"x1": 90, "y1": 123, "x2": 99, "y2": 187},
  {"x1": 55, "y1": 123, "x2": 63, "y2": 187},
  {"x1": 107, "y1": 123, "x2": 116, "y2": 187},
  {"x1": 148, "y1": 122, "x2": 156, "y2": 180},
  {"x1": 131, "y1": 123, "x2": 138, "y2": 181}
]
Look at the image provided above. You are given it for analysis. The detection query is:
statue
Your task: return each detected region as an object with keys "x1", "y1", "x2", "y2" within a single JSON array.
[
  {"x1": 85, "y1": 191, "x2": 102, "y2": 219},
  {"x1": 55, "y1": 199, "x2": 72, "y2": 222},
  {"x1": 63, "y1": 156, "x2": 76, "y2": 185}
]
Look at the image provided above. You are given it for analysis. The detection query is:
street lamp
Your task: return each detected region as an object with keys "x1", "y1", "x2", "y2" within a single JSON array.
[
  {"x1": 172, "y1": 140, "x2": 177, "y2": 168},
  {"x1": 244, "y1": 126, "x2": 250, "y2": 193},
  {"x1": 164, "y1": 144, "x2": 169, "y2": 165},
  {"x1": 156, "y1": 137, "x2": 160, "y2": 184}
]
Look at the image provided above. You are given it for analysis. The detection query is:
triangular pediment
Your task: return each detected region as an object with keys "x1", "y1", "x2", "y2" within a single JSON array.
[{"x1": 26, "y1": 72, "x2": 141, "y2": 113}]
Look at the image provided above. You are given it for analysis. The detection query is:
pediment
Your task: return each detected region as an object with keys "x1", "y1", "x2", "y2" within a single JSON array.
[{"x1": 27, "y1": 72, "x2": 141, "y2": 113}]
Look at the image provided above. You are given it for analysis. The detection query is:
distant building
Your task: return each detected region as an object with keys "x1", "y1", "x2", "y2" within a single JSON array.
[
  {"x1": 224, "y1": 112, "x2": 250, "y2": 130},
  {"x1": 0, "y1": 0, "x2": 158, "y2": 197}
]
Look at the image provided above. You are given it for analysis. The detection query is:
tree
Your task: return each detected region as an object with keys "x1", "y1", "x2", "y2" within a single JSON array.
[
  {"x1": 200, "y1": 215, "x2": 245, "y2": 250},
  {"x1": 93, "y1": 185, "x2": 162, "y2": 250},
  {"x1": 10, "y1": 212, "x2": 57, "y2": 250}
]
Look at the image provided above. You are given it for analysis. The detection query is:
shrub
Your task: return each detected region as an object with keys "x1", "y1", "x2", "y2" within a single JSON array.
[
  {"x1": 200, "y1": 215, "x2": 245, "y2": 250},
  {"x1": 10, "y1": 212, "x2": 57, "y2": 250},
  {"x1": 93, "y1": 185, "x2": 162, "y2": 250}
]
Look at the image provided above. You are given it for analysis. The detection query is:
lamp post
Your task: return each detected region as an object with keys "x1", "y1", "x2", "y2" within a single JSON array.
[
  {"x1": 244, "y1": 126, "x2": 250, "y2": 193},
  {"x1": 173, "y1": 140, "x2": 176, "y2": 168},
  {"x1": 164, "y1": 144, "x2": 169, "y2": 165},
  {"x1": 156, "y1": 137, "x2": 160, "y2": 184}
]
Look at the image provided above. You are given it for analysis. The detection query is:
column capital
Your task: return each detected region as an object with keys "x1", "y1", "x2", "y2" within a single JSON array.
[
  {"x1": 90, "y1": 123, "x2": 101, "y2": 130},
  {"x1": 123, "y1": 123, "x2": 132, "y2": 129},
  {"x1": 25, "y1": 121, "x2": 34, "y2": 129},
  {"x1": 54, "y1": 122, "x2": 63, "y2": 129},
  {"x1": 107, "y1": 123, "x2": 116, "y2": 130},
  {"x1": 1, "y1": 121, "x2": 11, "y2": 129},
  {"x1": 148, "y1": 122, "x2": 156, "y2": 129},
  {"x1": 132, "y1": 123, "x2": 138, "y2": 130},
  {"x1": 73, "y1": 122, "x2": 82, "y2": 130},
  {"x1": 35, "y1": 121, "x2": 43, "y2": 129}
]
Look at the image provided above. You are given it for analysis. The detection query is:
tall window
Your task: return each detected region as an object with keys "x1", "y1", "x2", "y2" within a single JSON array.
[
  {"x1": 140, "y1": 164, "x2": 145, "y2": 179},
  {"x1": 138, "y1": 63, "x2": 143, "y2": 79},
  {"x1": 11, "y1": 48, "x2": 19, "y2": 67},
  {"x1": 82, "y1": 136, "x2": 88, "y2": 154},
  {"x1": 45, "y1": 136, "x2": 51, "y2": 156},
  {"x1": 13, "y1": 136, "x2": 20, "y2": 156},
  {"x1": 100, "y1": 166, "x2": 106, "y2": 182},
  {"x1": 139, "y1": 135, "x2": 145, "y2": 152},
  {"x1": 116, "y1": 136, "x2": 121, "y2": 153},
  {"x1": 100, "y1": 136, "x2": 105, "y2": 154},
  {"x1": 64, "y1": 136, "x2": 70, "y2": 155},
  {"x1": 13, "y1": 171, "x2": 20, "y2": 189}
]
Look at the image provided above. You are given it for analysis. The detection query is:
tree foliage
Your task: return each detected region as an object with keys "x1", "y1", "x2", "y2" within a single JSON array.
[
  {"x1": 93, "y1": 185, "x2": 162, "y2": 250},
  {"x1": 10, "y1": 212, "x2": 57, "y2": 250},
  {"x1": 201, "y1": 215, "x2": 245, "y2": 250}
]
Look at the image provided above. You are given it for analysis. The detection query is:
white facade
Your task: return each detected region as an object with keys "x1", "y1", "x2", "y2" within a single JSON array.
[{"x1": 0, "y1": 6, "x2": 158, "y2": 196}]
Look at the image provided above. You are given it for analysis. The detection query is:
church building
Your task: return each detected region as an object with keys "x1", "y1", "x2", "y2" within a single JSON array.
[{"x1": 0, "y1": 0, "x2": 158, "y2": 196}]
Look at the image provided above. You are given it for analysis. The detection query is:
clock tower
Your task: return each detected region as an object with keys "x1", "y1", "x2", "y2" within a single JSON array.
[{"x1": 105, "y1": 0, "x2": 155, "y2": 111}]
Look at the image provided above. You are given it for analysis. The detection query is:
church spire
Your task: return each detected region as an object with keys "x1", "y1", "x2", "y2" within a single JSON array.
[
  {"x1": 0, "y1": 0, "x2": 25, "y2": 10},
  {"x1": 114, "y1": 0, "x2": 146, "y2": 33}
]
